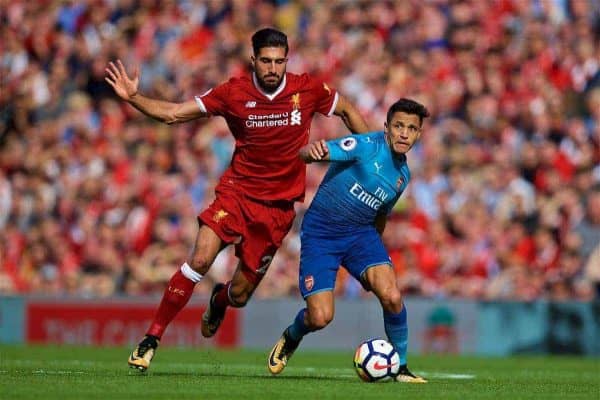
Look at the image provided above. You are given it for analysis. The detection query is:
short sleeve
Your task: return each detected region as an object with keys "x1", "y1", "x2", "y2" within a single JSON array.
[
  {"x1": 194, "y1": 81, "x2": 231, "y2": 116},
  {"x1": 307, "y1": 76, "x2": 339, "y2": 117},
  {"x1": 326, "y1": 134, "x2": 371, "y2": 162}
]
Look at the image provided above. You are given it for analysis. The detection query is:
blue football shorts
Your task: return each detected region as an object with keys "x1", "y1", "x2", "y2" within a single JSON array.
[{"x1": 298, "y1": 226, "x2": 392, "y2": 298}]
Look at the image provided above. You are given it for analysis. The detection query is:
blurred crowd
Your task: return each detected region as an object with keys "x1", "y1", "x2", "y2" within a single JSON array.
[{"x1": 1, "y1": 0, "x2": 599, "y2": 301}]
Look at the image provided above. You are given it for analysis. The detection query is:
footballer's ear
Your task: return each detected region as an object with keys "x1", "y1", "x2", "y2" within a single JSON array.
[
  {"x1": 384, "y1": 121, "x2": 389, "y2": 134},
  {"x1": 416, "y1": 127, "x2": 423, "y2": 141}
]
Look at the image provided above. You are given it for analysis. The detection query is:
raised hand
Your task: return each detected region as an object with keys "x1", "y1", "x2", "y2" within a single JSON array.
[{"x1": 105, "y1": 59, "x2": 139, "y2": 101}]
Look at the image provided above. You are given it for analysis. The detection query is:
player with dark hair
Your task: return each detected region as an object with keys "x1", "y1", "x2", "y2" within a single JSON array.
[
  {"x1": 267, "y1": 98, "x2": 429, "y2": 383},
  {"x1": 105, "y1": 27, "x2": 369, "y2": 371}
]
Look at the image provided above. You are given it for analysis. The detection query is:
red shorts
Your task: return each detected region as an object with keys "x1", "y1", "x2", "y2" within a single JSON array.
[{"x1": 198, "y1": 184, "x2": 296, "y2": 285}]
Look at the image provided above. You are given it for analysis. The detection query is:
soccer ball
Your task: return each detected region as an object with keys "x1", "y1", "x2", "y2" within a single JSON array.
[{"x1": 353, "y1": 338, "x2": 400, "y2": 382}]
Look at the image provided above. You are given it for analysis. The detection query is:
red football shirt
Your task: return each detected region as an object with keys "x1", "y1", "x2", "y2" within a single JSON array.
[{"x1": 195, "y1": 72, "x2": 338, "y2": 202}]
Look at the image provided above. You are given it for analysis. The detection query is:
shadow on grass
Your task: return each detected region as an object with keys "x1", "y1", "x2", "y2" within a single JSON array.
[{"x1": 132, "y1": 371, "x2": 352, "y2": 382}]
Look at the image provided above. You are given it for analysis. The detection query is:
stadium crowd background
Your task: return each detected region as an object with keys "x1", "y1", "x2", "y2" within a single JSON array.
[{"x1": 1, "y1": 0, "x2": 599, "y2": 301}]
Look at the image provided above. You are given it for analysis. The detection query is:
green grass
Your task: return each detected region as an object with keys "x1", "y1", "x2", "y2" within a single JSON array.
[{"x1": 0, "y1": 345, "x2": 598, "y2": 399}]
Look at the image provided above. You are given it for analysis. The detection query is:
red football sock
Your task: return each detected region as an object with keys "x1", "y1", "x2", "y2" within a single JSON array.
[
  {"x1": 212, "y1": 281, "x2": 232, "y2": 311},
  {"x1": 147, "y1": 269, "x2": 196, "y2": 338}
]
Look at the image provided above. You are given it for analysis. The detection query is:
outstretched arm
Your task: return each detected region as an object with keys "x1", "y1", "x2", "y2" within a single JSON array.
[
  {"x1": 299, "y1": 139, "x2": 330, "y2": 163},
  {"x1": 333, "y1": 95, "x2": 370, "y2": 134},
  {"x1": 105, "y1": 60, "x2": 208, "y2": 124}
]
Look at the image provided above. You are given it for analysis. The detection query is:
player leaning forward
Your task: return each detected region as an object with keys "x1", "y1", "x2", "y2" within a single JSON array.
[
  {"x1": 268, "y1": 98, "x2": 429, "y2": 383},
  {"x1": 105, "y1": 28, "x2": 369, "y2": 371}
]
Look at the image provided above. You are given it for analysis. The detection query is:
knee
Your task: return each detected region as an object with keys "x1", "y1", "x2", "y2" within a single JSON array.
[
  {"x1": 188, "y1": 254, "x2": 213, "y2": 275},
  {"x1": 380, "y1": 287, "x2": 403, "y2": 314},
  {"x1": 306, "y1": 308, "x2": 333, "y2": 331},
  {"x1": 227, "y1": 284, "x2": 251, "y2": 307}
]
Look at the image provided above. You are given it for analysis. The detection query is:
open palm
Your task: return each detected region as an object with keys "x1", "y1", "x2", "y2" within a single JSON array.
[{"x1": 105, "y1": 60, "x2": 139, "y2": 100}]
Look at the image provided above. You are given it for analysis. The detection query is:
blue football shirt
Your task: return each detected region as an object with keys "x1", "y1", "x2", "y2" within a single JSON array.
[{"x1": 302, "y1": 131, "x2": 410, "y2": 235}]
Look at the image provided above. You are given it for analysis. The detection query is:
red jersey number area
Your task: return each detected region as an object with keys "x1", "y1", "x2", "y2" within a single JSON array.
[
  {"x1": 196, "y1": 72, "x2": 338, "y2": 202},
  {"x1": 198, "y1": 185, "x2": 296, "y2": 285}
]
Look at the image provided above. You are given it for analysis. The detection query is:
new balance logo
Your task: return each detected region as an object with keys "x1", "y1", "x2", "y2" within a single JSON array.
[{"x1": 245, "y1": 101, "x2": 256, "y2": 108}]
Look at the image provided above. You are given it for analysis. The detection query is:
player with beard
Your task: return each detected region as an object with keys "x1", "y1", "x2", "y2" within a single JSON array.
[{"x1": 105, "y1": 28, "x2": 369, "y2": 371}]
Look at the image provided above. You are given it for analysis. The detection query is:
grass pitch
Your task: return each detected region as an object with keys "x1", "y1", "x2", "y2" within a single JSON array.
[{"x1": 0, "y1": 345, "x2": 598, "y2": 399}]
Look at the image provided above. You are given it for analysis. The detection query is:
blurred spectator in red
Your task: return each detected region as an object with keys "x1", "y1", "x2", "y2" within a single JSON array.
[{"x1": 1, "y1": 0, "x2": 598, "y2": 300}]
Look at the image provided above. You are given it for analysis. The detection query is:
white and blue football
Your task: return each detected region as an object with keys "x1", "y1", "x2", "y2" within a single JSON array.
[{"x1": 353, "y1": 338, "x2": 400, "y2": 382}]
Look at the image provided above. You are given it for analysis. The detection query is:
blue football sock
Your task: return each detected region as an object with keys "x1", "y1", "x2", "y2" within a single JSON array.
[
  {"x1": 286, "y1": 308, "x2": 311, "y2": 342},
  {"x1": 384, "y1": 304, "x2": 408, "y2": 365}
]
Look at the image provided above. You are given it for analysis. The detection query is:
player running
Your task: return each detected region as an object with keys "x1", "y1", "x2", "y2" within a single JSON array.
[
  {"x1": 105, "y1": 28, "x2": 369, "y2": 371},
  {"x1": 267, "y1": 98, "x2": 429, "y2": 383}
]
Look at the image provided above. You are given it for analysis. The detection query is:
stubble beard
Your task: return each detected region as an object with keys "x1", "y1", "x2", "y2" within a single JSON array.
[{"x1": 257, "y1": 74, "x2": 283, "y2": 94}]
